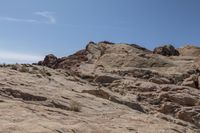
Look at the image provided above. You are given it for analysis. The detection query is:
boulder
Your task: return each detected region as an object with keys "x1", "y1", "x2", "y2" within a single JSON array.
[
  {"x1": 176, "y1": 107, "x2": 200, "y2": 127},
  {"x1": 41, "y1": 54, "x2": 58, "y2": 68},
  {"x1": 86, "y1": 43, "x2": 102, "y2": 60},
  {"x1": 158, "y1": 102, "x2": 180, "y2": 114},
  {"x1": 153, "y1": 45, "x2": 180, "y2": 56}
]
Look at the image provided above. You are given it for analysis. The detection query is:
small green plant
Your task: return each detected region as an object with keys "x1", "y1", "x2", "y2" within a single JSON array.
[
  {"x1": 19, "y1": 66, "x2": 29, "y2": 73},
  {"x1": 69, "y1": 100, "x2": 81, "y2": 112}
]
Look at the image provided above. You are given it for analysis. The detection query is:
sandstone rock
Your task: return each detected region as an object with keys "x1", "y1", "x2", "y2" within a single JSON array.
[
  {"x1": 4, "y1": 42, "x2": 200, "y2": 132},
  {"x1": 149, "y1": 77, "x2": 171, "y2": 84},
  {"x1": 41, "y1": 54, "x2": 57, "y2": 68},
  {"x1": 158, "y1": 102, "x2": 180, "y2": 114},
  {"x1": 198, "y1": 76, "x2": 200, "y2": 89},
  {"x1": 82, "y1": 89, "x2": 145, "y2": 113},
  {"x1": 176, "y1": 107, "x2": 200, "y2": 127},
  {"x1": 181, "y1": 74, "x2": 199, "y2": 89},
  {"x1": 182, "y1": 80, "x2": 196, "y2": 88},
  {"x1": 129, "y1": 44, "x2": 151, "y2": 52},
  {"x1": 159, "y1": 93, "x2": 198, "y2": 106},
  {"x1": 39, "y1": 42, "x2": 174, "y2": 71},
  {"x1": 178, "y1": 45, "x2": 200, "y2": 56},
  {"x1": 94, "y1": 75, "x2": 121, "y2": 84},
  {"x1": 153, "y1": 45, "x2": 180, "y2": 56},
  {"x1": 86, "y1": 42, "x2": 101, "y2": 60}
]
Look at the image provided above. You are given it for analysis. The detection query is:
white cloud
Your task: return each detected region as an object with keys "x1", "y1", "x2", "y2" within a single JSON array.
[
  {"x1": 0, "y1": 51, "x2": 43, "y2": 63},
  {"x1": 0, "y1": 17, "x2": 39, "y2": 23},
  {"x1": 34, "y1": 11, "x2": 56, "y2": 24},
  {"x1": 0, "y1": 11, "x2": 56, "y2": 24}
]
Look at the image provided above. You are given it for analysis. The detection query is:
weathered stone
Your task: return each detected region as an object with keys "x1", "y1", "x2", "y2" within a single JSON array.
[
  {"x1": 149, "y1": 77, "x2": 171, "y2": 84},
  {"x1": 153, "y1": 45, "x2": 180, "y2": 56},
  {"x1": 82, "y1": 89, "x2": 145, "y2": 113},
  {"x1": 181, "y1": 74, "x2": 199, "y2": 89},
  {"x1": 176, "y1": 107, "x2": 200, "y2": 127},
  {"x1": 6, "y1": 42, "x2": 199, "y2": 132},
  {"x1": 158, "y1": 102, "x2": 180, "y2": 114},
  {"x1": 41, "y1": 54, "x2": 57, "y2": 68},
  {"x1": 94, "y1": 75, "x2": 121, "y2": 84},
  {"x1": 160, "y1": 93, "x2": 198, "y2": 106},
  {"x1": 198, "y1": 76, "x2": 200, "y2": 89}
]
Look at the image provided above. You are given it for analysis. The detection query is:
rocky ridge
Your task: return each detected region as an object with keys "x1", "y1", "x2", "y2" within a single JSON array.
[{"x1": 0, "y1": 41, "x2": 200, "y2": 133}]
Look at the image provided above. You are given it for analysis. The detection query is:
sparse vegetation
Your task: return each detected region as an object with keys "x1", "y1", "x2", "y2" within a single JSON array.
[
  {"x1": 32, "y1": 66, "x2": 39, "y2": 71},
  {"x1": 39, "y1": 67, "x2": 52, "y2": 76},
  {"x1": 10, "y1": 64, "x2": 18, "y2": 70},
  {"x1": 0, "y1": 63, "x2": 7, "y2": 67},
  {"x1": 19, "y1": 66, "x2": 29, "y2": 73},
  {"x1": 69, "y1": 100, "x2": 81, "y2": 112},
  {"x1": 2, "y1": 63, "x2": 6, "y2": 67},
  {"x1": 29, "y1": 70, "x2": 38, "y2": 74}
]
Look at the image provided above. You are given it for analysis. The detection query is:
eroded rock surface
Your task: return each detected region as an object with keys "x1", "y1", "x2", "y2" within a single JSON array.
[{"x1": 1, "y1": 42, "x2": 200, "y2": 133}]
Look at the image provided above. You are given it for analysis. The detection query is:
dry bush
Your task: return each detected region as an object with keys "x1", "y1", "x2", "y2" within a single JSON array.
[
  {"x1": 10, "y1": 65, "x2": 18, "y2": 70},
  {"x1": 39, "y1": 68, "x2": 51, "y2": 76},
  {"x1": 69, "y1": 101, "x2": 81, "y2": 112},
  {"x1": 0, "y1": 63, "x2": 7, "y2": 67},
  {"x1": 28, "y1": 66, "x2": 40, "y2": 74},
  {"x1": 32, "y1": 66, "x2": 39, "y2": 71},
  {"x1": 19, "y1": 66, "x2": 29, "y2": 73}
]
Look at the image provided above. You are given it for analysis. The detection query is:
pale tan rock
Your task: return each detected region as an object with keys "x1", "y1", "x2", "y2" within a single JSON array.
[
  {"x1": 1, "y1": 42, "x2": 200, "y2": 132},
  {"x1": 181, "y1": 74, "x2": 199, "y2": 89}
]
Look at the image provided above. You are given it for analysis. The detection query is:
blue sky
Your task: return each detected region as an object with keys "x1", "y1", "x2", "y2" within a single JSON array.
[{"x1": 0, "y1": 0, "x2": 200, "y2": 63}]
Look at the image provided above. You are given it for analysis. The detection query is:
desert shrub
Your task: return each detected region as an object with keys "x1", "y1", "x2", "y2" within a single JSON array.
[
  {"x1": 11, "y1": 65, "x2": 18, "y2": 70},
  {"x1": 32, "y1": 66, "x2": 39, "y2": 71},
  {"x1": 19, "y1": 66, "x2": 29, "y2": 73},
  {"x1": 28, "y1": 66, "x2": 40, "y2": 74},
  {"x1": 29, "y1": 70, "x2": 38, "y2": 74},
  {"x1": 39, "y1": 67, "x2": 51, "y2": 76},
  {"x1": 69, "y1": 100, "x2": 81, "y2": 112},
  {"x1": 0, "y1": 63, "x2": 7, "y2": 67}
]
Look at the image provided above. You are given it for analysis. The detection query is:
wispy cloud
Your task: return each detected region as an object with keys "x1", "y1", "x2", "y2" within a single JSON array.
[
  {"x1": 0, "y1": 51, "x2": 43, "y2": 63},
  {"x1": 0, "y1": 11, "x2": 56, "y2": 24},
  {"x1": 0, "y1": 17, "x2": 39, "y2": 23},
  {"x1": 34, "y1": 11, "x2": 56, "y2": 24}
]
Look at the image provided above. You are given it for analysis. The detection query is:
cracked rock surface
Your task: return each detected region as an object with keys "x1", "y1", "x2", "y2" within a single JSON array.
[{"x1": 1, "y1": 42, "x2": 200, "y2": 133}]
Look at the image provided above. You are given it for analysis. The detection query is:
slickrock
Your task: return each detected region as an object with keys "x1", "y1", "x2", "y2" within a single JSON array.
[{"x1": 1, "y1": 42, "x2": 200, "y2": 132}]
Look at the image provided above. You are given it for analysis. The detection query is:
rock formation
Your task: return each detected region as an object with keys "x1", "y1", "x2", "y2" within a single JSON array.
[
  {"x1": 178, "y1": 45, "x2": 200, "y2": 56},
  {"x1": 153, "y1": 44, "x2": 180, "y2": 56},
  {"x1": 1, "y1": 41, "x2": 200, "y2": 133}
]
